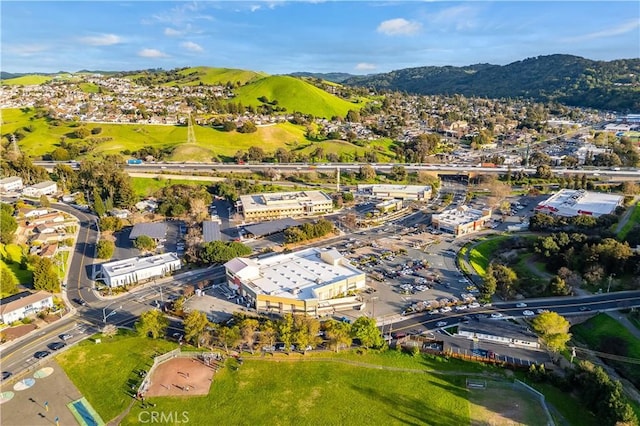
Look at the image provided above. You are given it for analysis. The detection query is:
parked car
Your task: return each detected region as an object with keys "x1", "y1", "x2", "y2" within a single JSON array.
[{"x1": 60, "y1": 333, "x2": 73, "y2": 341}]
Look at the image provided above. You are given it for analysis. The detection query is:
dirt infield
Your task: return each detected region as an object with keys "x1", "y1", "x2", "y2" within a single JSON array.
[{"x1": 144, "y1": 357, "x2": 216, "y2": 397}]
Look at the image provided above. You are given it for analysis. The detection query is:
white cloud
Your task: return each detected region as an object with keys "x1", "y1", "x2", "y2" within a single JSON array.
[
  {"x1": 250, "y1": 5, "x2": 261, "y2": 12},
  {"x1": 563, "y1": 19, "x2": 640, "y2": 42},
  {"x1": 79, "y1": 33, "x2": 122, "y2": 46},
  {"x1": 377, "y1": 18, "x2": 421, "y2": 36},
  {"x1": 164, "y1": 27, "x2": 182, "y2": 37},
  {"x1": 5, "y1": 44, "x2": 48, "y2": 57},
  {"x1": 138, "y1": 48, "x2": 169, "y2": 58},
  {"x1": 427, "y1": 6, "x2": 479, "y2": 31},
  {"x1": 181, "y1": 41, "x2": 203, "y2": 52},
  {"x1": 355, "y1": 63, "x2": 377, "y2": 71}
]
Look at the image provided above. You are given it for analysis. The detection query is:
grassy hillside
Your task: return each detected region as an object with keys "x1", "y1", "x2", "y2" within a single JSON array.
[
  {"x1": 233, "y1": 75, "x2": 362, "y2": 119},
  {"x1": 175, "y1": 66, "x2": 267, "y2": 86},
  {"x1": 1, "y1": 75, "x2": 53, "y2": 85},
  {"x1": 1, "y1": 108, "x2": 308, "y2": 160}
]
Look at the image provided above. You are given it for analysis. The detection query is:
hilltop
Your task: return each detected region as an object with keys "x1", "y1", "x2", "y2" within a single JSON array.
[
  {"x1": 233, "y1": 75, "x2": 362, "y2": 119},
  {"x1": 343, "y1": 55, "x2": 640, "y2": 111}
]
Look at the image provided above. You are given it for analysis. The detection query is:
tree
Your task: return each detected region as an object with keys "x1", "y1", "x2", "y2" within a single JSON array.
[
  {"x1": 358, "y1": 164, "x2": 376, "y2": 180},
  {"x1": 277, "y1": 313, "x2": 295, "y2": 352},
  {"x1": 96, "y1": 240, "x2": 115, "y2": 259},
  {"x1": 184, "y1": 310, "x2": 210, "y2": 348},
  {"x1": 102, "y1": 324, "x2": 118, "y2": 338},
  {"x1": 324, "y1": 319, "x2": 352, "y2": 352},
  {"x1": 549, "y1": 275, "x2": 571, "y2": 296},
  {"x1": 32, "y1": 257, "x2": 60, "y2": 293},
  {"x1": 389, "y1": 165, "x2": 407, "y2": 181},
  {"x1": 134, "y1": 235, "x2": 157, "y2": 252},
  {"x1": 351, "y1": 316, "x2": 384, "y2": 349},
  {"x1": 258, "y1": 320, "x2": 277, "y2": 349},
  {"x1": 217, "y1": 325, "x2": 241, "y2": 354},
  {"x1": 0, "y1": 264, "x2": 18, "y2": 295},
  {"x1": 480, "y1": 266, "x2": 497, "y2": 303},
  {"x1": 0, "y1": 208, "x2": 18, "y2": 244},
  {"x1": 199, "y1": 241, "x2": 252, "y2": 264},
  {"x1": 237, "y1": 121, "x2": 257, "y2": 134},
  {"x1": 531, "y1": 311, "x2": 571, "y2": 353},
  {"x1": 293, "y1": 315, "x2": 321, "y2": 354},
  {"x1": 92, "y1": 188, "x2": 106, "y2": 217},
  {"x1": 246, "y1": 146, "x2": 265, "y2": 162},
  {"x1": 491, "y1": 264, "x2": 518, "y2": 298},
  {"x1": 239, "y1": 318, "x2": 259, "y2": 354},
  {"x1": 135, "y1": 309, "x2": 169, "y2": 339}
]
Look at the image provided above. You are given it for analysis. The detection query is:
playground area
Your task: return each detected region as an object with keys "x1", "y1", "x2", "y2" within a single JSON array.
[{"x1": 143, "y1": 354, "x2": 220, "y2": 397}]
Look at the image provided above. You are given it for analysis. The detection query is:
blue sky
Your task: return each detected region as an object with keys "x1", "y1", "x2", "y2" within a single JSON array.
[{"x1": 2, "y1": 1, "x2": 639, "y2": 74}]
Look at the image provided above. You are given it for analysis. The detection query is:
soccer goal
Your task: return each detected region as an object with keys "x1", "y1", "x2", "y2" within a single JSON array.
[{"x1": 466, "y1": 378, "x2": 487, "y2": 389}]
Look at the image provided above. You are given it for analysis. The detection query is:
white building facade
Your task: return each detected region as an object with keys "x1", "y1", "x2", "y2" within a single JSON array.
[
  {"x1": 535, "y1": 189, "x2": 623, "y2": 218},
  {"x1": 357, "y1": 184, "x2": 432, "y2": 201},
  {"x1": 97, "y1": 253, "x2": 182, "y2": 287},
  {"x1": 23, "y1": 180, "x2": 58, "y2": 197},
  {"x1": 0, "y1": 176, "x2": 24, "y2": 193},
  {"x1": 0, "y1": 291, "x2": 54, "y2": 324},
  {"x1": 224, "y1": 248, "x2": 366, "y2": 316}
]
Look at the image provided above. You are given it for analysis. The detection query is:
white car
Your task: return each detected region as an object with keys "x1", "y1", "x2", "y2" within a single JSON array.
[
  {"x1": 436, "y1": 321, "x2": 447, "y2": 327},
  {"x1": 490, "y1": 313, "x2": 504, "y2": 319},
  {"x1": 522, "y1": 310, "x2": 535, "y2": 316},
  {"x1": 468, "y1": 302, "x2": 480, "y2": 309},
  {"x1": 516, "y1": 302, "x2": 527, "y2": 308}
]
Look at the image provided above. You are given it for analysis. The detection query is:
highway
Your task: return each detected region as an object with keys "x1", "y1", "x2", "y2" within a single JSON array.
[
  {"x1": 33, "y1": 160, "x2": 640, "y2": 179},
  {"x1": 389, "y1": 290, "x2": 640, "y2": 333}
]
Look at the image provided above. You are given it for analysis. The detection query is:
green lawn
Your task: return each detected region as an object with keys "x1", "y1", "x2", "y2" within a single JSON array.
[
  {"x1": 120, "y1": 355, "x2": 473, "y2": 426},
  {"x1": 468, "y1": 236, "x2": 510, "y2": 277},
  {"x1": 618, "y1": 201, "x2": 640, "y2": 240},
  {"x1": 130, "y1": 176, "x2": 210, "y2": 197},
  {"x1": 0, "y1": 243, "x2": 32, "y2": 285},
  {"x1": 571, "y1": 313, "x2": 640, "y2": 389},
  {"x1": 56, "y1": 330, "x2": 178, "y2": 422},
  {"x1": 521, "y1": 379, "x2": 598, "y2": 426},
  {"x1": 1, "y1": 75, "x2": 53, "y2": 85}
]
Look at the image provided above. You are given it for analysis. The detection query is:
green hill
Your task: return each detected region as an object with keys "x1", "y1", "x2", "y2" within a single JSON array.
[
  {"x1": 233, "y1": 75, "x2": 362, "y2": 119},
  {"x1": 1, "y1": 74, "x2": 53, "y2": 85},
  {"x1": 1, "y1": 108, "x2": 308, "y2": 160},
  {"x1": 344, "y1": 55, "x2": 640, "y2": 111},
  {"x1": 175, "y1": 66, "x2": 267, "y2": 86}
]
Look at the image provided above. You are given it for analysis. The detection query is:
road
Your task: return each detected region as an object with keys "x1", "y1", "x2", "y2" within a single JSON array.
[
  {"x1": 389, "y1": 290, "x2": 640, "y2": 334},
  {"x1": 34, "y1": 160, "x2": 640, "y2": 180}
]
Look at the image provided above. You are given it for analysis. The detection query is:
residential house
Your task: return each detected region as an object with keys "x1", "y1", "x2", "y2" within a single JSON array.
[
  {"x1": 23, "y1": 181, "x2": 58, "y2": 197},
  {"x1": 0, "y1": 291, "x2": 54, "y2": 324},
  {"x1": 0, "y1": 176, "x2": 24, "y2": 193}
]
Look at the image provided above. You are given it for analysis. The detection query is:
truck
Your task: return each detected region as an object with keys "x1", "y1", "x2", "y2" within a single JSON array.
[{"x1": 127, "y1": 159, "x2": 143, "y2": 165}]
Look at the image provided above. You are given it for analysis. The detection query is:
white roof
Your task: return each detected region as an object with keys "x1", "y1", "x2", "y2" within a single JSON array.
[
  {"x1": 239, "y1": 190, "x2": 331, "y2": 212},
  {"x1": 536, "y1": 189, "x2": 623, "y2": 217},
  {"x1": 30, "y1": 180, "x2": 57, "y2": 189},
  {"x1": 358, "y1": 184, "x2": 431, "y2": 194},
  {"x1": 433, "y1": 205, "x2": 490, "y2": 226},
  {"x1": 225, "y1": 247, "x2": 363, "y2": 301},
  {"x1": 0, "y1": 176, "x2": 22, "y2": 184},
  {"x1": 101, "y1": 252, "x2": 180, "y2": 277}
]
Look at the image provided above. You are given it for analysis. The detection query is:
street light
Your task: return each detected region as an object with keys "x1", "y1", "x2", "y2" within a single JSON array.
[{"x1": 103, "y1": 301, "x2": 122, "y2": 323}]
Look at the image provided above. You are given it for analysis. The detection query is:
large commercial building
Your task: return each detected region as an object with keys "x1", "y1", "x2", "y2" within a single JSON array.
[
  {"x1": 535, "y1": 189, "x2": 623, "y2": 218},
  {"x1": 96, "y1": 253, "x2": 181, "y2": 287},
  {"x1": 357, "y1": 184, "x2": 432, "y2": 201},
  {"x1": 224, "y1": 248, "x2": 366, "y2": 316},
  {"x1": 0, "y1": 291, "x2": 54, "y2": 324},
  {"x1": 432, "y1": 206, "x2": 492, "y2": 237},
  {"x1": 237, "y1": 190, "x2": 333, "y2": 221}
]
